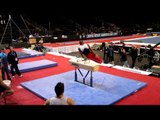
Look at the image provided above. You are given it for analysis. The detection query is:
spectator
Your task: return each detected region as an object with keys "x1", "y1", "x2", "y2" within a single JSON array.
[
  {"x1": 33, "y1": 42, "x2": 46, "y2": 52},
  {"x1": 153, "y1": 50, "x2": 160, "y2": 65},
  {"x1": 129, "y1": 45, "x2": 138, "y2": 68},
  {"x1": 100, "y1": 42, "x2": 108, "y2": 63},
  {"x1": 147, "y1": 45, "x2": 155, "y2": 68},
  {"x1": 44, "y1": 82, "x2": 75, "y2": 105},
  {"x1": 108, "y1": 44, "x2": 114, "y2": 64},
  {"x1": 120, "y1": 48, "x2": 128, "y2": 67}
]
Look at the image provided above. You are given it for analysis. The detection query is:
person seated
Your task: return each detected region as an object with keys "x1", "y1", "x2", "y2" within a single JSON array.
[
  {"x1": 0, "y1": 73, "x2": 14, "y2": 100},
  {"x1": 33, "y1": 42, "x2": 46, "y2": 52},
  {"x1": 78, "y1": 40, "x2": 103, "y2": 64},
  {"x1": 44, "y1": 82, "x2": 75, "y2": 105}
]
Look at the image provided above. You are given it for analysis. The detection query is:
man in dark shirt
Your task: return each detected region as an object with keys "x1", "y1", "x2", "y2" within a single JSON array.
[
  {"x1": 100, "y1": 42, "x2": 108, "y2": 63},
  {"x1": 129, "y1": 45, "x2": 138, "y2": 68},
  {"x1": 147, "y1": 45, "x2": 155, "y2": 68},
  {"x1": 108, "y1": 44, "x2": 114, "y2": 64},
  {"x1": 7, "y1": 46, "x2": 22, "y2": 78}
]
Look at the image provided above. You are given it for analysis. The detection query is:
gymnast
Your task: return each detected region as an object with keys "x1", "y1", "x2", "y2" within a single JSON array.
[{"x1": 78, "y1": 40, "x2": 102, "y2": 64}]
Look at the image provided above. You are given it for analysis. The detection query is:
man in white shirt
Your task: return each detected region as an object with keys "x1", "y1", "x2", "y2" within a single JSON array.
[{"x1": 44, "y1": 82, "x2": 75, "y2": 105}]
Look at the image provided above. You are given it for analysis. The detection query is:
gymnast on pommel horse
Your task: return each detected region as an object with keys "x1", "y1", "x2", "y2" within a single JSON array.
[{"x1": 78, "y1": 40, "x2": 103, "y2": 64}]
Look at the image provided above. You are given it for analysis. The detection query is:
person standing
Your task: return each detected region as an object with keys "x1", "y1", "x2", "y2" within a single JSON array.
[
  {"x1": 153, "y1": 50, "x2": 160, "y2": 65},
  {"x1": 0, "y1": 48, "x2": 11, "y2": 80},
  {"x1": 147, "y1": 45, "x2": 155, "y2": 68},
  {"x1": 120, "y1": 48, "x2": 128, "y2": 67},
  {"x1": 100, "y1": 42, "x2": 108, "y2": 63},
  {"x1": 129, "y1": 45, "x2": 138, "y2": 68},
  {"x1": 108, "y1": 44, "x2": 114, "y2": 64},
  {"x1": 7, "y1": 46, "x2": 22, "y2": 78}
]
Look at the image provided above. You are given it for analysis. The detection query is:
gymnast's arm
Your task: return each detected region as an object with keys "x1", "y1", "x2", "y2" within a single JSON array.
[
  {"x1": 67, "y1": 98, "x2": 75, "y2": 105},
  {"x1": 44, "y1": 99, "x2": 50, "y2": 105},
  {"x1": 87, "y1": 44, "x2": 94, "y2": 53},
  {"x1": 87, "y1": 44, "x2": 99, "y2": 57}
]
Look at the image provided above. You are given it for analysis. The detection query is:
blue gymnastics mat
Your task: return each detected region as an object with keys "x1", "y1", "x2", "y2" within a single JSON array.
[
  {"x1": 17, "y1": 50, "x2": 44, "y2": 59},
  {"x1": 127, "y1": 36, "x2": 160, "y2": 44},
  {"x1": 20, "y1": 70, "x2": 147, "y2": 105},
  {"x1": 9, "y1": 60, "x2": 58, "y2": 73}
]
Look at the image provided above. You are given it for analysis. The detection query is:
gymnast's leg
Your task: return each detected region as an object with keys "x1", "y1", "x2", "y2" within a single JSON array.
[{"x1": 86, "y1": 52, "x2": 102, "y2": 63}]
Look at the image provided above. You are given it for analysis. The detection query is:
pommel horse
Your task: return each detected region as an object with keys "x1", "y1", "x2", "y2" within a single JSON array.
[{"x1": 69, "y1": 58, "x2": 99, "y2": 87}]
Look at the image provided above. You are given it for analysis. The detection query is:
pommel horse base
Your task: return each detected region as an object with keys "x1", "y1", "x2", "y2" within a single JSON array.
[{"x1": 69, "y1": 58, "x2": 99, "y2": 87}]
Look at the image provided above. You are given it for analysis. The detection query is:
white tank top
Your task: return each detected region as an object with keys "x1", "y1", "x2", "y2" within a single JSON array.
[
  {"x1": 48, "y1": 96, "x2": 68, "y2": 105},
  {"x1": 79, "y1": 44, "x2": 89, "y2": 52}
]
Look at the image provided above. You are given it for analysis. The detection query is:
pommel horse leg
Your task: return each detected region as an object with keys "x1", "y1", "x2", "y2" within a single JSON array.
[
  {"x1": 90, "y1": 71, "x2": 93, "y2": 87},
  {"x1": 75, "y1": 68, "x2": 77, "y2": 82}
]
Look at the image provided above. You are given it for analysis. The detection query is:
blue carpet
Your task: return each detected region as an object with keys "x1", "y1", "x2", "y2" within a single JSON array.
[
  {"x1": 17, "y1": 51, "x2": 44, "y2": 59},
  {"x1": 20, "y1": 70, "x2": 147, "y2": 105},
  {"x1": 17, "y1": 52, "x2": 34, "y2": 59},
  {"x1": 9, "y1": 60, "x2": 58, "y2": 73},
  {"x1": 127, "y1": 36, "x2": 160, "y2": 44}
]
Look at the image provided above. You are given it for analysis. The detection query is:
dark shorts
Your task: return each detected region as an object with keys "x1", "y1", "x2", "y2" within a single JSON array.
[
  {"x1": 0, "y1": 85, "x2": 6, "y2": 92},
  {"x1": 82, "y1": 48, "x2": 90, "y2": 55}
]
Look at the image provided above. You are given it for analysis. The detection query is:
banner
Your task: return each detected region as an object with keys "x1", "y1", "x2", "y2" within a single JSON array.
[{"x1": 86, "y1": 32, "x2": 118, "y2": 38}]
